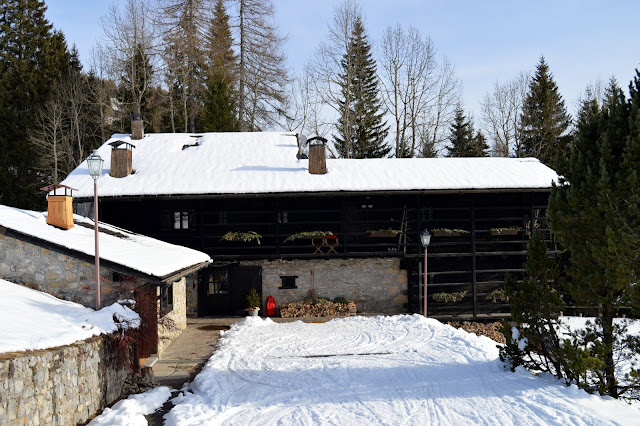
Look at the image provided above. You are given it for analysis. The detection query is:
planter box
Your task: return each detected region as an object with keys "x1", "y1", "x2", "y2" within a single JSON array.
[
  {"x1": 490, "y1": 229, "x2": 519, "y2": 236},
  {"x1": 432, "y1": 230, "x2": 462, "y2": 237},
  {"x1": 368, "y1": 230, "x2": 399, "y2": 238}
]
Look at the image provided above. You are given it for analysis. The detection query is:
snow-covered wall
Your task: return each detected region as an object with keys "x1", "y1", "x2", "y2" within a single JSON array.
[{"x1": 0, "y1": 334, "x2": 129, "y2": 425}]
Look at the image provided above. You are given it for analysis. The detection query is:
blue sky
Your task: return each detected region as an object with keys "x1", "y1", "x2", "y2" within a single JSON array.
[{"x1": 45, "y1": 0, "x2": 640, "y2": 120}]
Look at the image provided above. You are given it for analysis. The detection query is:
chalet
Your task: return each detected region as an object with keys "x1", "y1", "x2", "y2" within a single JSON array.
[
  {"x1": 60, "y1": 132, "x2": 558, "y2": 319},
  {"x1": 0, "y1": 201, "x2": 211, "y2": 353}
]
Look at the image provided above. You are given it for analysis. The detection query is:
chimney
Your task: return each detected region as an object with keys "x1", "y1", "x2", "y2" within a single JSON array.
[
  {"x1": 131, "y1": 114, "x2": 144, "y2": 140},
  {"x1": 108, "y1": 140, "x2": 135, "y2": 178},
  {"x1": 41, "y1": 184, "x2": 77, "y2": 230},
  {"x1": 308, "y1": 136, "x2": 328, "y2": 175}
]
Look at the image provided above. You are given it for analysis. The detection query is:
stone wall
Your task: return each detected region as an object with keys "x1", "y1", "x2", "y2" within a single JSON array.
[
  {"x1": 186, "y1": 273, "x2": 198, "y2": 318},
  {"x1": 0, "y1": 232, "x2": 190, "y2": 356},
  {"x1": 244, "y1": 258, "x2": 408, "y2": 314},
  {"x1": 0, "y1": 334, "x2": 129, "y2": 426},
  {"x1": 157, "y1": 277, "x2": 187, "y2": 354},
  {"x1": 0, "y1": 232, "x2": 143, "y2": 307}
]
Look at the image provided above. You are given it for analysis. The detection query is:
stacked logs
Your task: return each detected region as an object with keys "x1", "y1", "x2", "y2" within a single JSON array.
[
  {"x1": 446, "y1": 321, "x2": 506, "y2": 344},
  {"x1": 280, "y1": 300, "x2": 352, "y2": 318}
]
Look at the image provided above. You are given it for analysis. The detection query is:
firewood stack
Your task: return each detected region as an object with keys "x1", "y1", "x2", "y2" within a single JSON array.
[{"x1": 280, "y1": 301, "x2": 351, "y2": 318}]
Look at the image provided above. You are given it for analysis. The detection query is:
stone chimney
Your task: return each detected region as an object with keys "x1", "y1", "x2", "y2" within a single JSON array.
[
  {"x1": 131, "y1": 114, "x2": 144, "y2": 140},
  {"x1": 308, "y1": 136, "x2": 328, "y2": 175},
  {"x1": 41, "y1": 184, "x2": 77, "y2": 229},
  {"x1": 108, "y1": 141, "x2": 135, "y2": 178}
]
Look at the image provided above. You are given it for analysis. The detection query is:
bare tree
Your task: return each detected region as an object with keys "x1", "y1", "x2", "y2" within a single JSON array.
[
  {"x1": 100, "y1": 0, "x2": 158, "y2": 120},
  {"x1": 29, "y1": 95, "x2": 69, "y2": 183},
  {"x1": 416, "y1": 57, "x2": 461, "y2": 157},
  {"x1": 379, "y1": 25, "x2": 440, "y2": 157},
  {"x1": 285, "y1": 69, "x2": 332, "y2": 138},
  {"x1": 230, "y1": 0, "x2": 288, "y2": 131},
  {"x1": 480, "y1": 71, "x2": 530, "y2": 157}
]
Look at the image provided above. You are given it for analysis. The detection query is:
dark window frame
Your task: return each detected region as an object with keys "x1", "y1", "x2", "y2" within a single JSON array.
[{"x1": 280, "y1": 275, "x2": 298, "y2": 289}]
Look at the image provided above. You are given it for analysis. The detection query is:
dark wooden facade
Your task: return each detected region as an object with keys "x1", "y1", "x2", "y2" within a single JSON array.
[{"x1": 92, "y1": 189, "x2": 552, "y2": 319}]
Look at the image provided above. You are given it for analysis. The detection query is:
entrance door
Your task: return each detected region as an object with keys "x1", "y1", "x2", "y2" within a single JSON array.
[{"x1": 198, "y1": 265, "x2": 262, "y2": 316}]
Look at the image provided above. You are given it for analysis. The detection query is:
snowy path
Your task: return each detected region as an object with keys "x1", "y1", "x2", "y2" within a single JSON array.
[{"x1": 166, "y1": 316, "x2": 638, "y2": 425}]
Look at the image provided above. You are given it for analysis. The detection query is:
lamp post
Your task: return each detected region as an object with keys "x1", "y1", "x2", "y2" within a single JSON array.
[
  {"x1": 87, "y1": 151, "x2": 104, "y2": 310},
  {"x1": 420, "y1": 230, "x2": 431, "y2": 317}
]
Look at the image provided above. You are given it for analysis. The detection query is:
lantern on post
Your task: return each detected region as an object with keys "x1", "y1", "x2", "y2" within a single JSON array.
[
  {"x1": 87, "y1": 151, "x2": 104, "y2": 310},
  {"x1": 420, "y1": 230, "x2": 431, "y2": 317}
]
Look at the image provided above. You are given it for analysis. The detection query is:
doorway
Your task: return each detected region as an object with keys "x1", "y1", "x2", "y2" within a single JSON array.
[{"x1": 198, "y1": 265, "x2": 262, "y2": 316}]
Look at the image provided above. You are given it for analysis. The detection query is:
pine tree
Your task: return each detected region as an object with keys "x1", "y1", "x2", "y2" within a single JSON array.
[
  {"x1": 500, "y1": 232, "x2": 564, "y2": 377},
  {"x1": 335, "y1": 18, "x2": 390, "y2": 158},
  {"x1": 201, "y1": 0, "x2": 237, "y2": 132},
  {"x1": 520, "y1": 56, "x2": 572, "y2": 170},
  {"x1": 0, "y1": 0, "x2": 70, "y2": 208},
  {"x1": 472, "y1": 130, "x2": 490, "y2": 157},
  {"x1": 446, "y1": 105, "x2": 486, "y2": 157},
  {"x1": 548, "y1": 75, "x2": 640, "y2": 398}
]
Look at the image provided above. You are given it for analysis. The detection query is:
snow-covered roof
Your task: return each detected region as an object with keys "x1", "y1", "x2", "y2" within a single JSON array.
[
  {"x1": 0, "y1": 204, "x2": 211, "y2": 280},
  {"x1": 60, "y1": 132, "x2": 558, "y2": 199},
  {"x1": 0, "y1": 279, "x2": 140, "y2": 353}
]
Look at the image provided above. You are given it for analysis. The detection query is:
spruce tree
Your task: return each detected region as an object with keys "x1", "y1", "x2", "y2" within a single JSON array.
[
  {"x1": 0, "y1": 0, "x2": 70, "y2": 208},
  {"x1": 201, "y1": 0, "x2": 237, "y2": 132},
  {"x1": 335, "y1": 18, "x2": 390, "y2": 158},
  {"x1": 500, "y1": 232, "x2": 564, "y2": 377},
  {"x1": 548, "y1": 75, "x2": 640, "y2": 398},
  {"x1": 446, "y1": 105, "x2": 487, "y2": 157},
  {"x1": 520, "y1": 56, "x2": 572, "y2": 171}
]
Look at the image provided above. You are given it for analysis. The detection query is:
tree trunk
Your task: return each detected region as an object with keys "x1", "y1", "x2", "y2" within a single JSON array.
[{"x1": 601, "y1": 308, "x2": 618, "y2": 398}]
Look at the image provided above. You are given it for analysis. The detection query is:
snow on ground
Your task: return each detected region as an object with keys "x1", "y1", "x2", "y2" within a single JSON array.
[
  {"x1": 166, "y1": 315, "x2": 638, "y2": 425},
  {"x1": 88, "y1": 387, "x2": 172, "y2": 426},
  {"x1": 0, "y1": 279, "x2": 139, "y2": 353}
]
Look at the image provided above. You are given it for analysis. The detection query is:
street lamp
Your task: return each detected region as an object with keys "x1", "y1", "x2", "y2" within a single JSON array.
[
  {"x1": 420, "y1": 230, "x2": 431, "y2": 317},
  {"x1": 87, "y1": 151, "x2": 103, "y2": 310}
]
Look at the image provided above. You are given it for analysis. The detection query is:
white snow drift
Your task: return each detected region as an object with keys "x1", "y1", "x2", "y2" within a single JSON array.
[{"x1": 0, "y1": 279, "x2": 139, "y2": 353}]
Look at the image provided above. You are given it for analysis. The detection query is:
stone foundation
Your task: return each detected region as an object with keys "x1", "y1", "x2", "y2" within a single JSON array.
[{"x1": 0, "y1": 334, "x2": 130, "y2": 426}]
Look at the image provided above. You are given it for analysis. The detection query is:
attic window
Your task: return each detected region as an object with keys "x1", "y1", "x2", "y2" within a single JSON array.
[{"x1": 174, "y1": 211, "x2": 190, "y2": 229}]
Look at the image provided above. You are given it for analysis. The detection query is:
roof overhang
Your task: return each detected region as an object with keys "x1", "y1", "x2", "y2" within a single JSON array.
[{"x1": 74, "y1": 187, "x2": 553, "y2": 202}]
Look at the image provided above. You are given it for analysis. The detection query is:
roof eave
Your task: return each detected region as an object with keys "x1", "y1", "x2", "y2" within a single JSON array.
[{"x1": 74, "y1": 186, "x2": 554, "y2": 202}]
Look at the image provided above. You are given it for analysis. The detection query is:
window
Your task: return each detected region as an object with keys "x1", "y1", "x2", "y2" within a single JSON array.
[
  {"x1": 208, "y1": 270, "x2": 229, "y2": 295},
  {"x1": 218, "y1": 211, "x2": 228, "y2": 224},
  {"x1": 173, "y1": 211, "x2": 190, "y2": 229},
  {"x1": 280, "y1": 275, "x2": 298, "y2": 289},
  {"x1": 277, "y1": 210, "x2": 288, "y2": 223},
  {"x1": 160, "y1": 283, "x2": 174, "y2": 315}
]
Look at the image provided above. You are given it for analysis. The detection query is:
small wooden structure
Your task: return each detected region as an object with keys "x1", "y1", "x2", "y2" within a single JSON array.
[
  {"x1": 109, "y1": 141, "x2": 135, "y2": 178},
  {"x1": 41, "y1": 184, "x2": 78, "y2": 230},
  {"x1": 308, "y1": 136, "x2": 327, "y2": 175}
]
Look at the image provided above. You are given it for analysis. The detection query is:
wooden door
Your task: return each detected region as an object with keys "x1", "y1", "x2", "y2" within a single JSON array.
[{"x1": 198, "y1": 265, "x2": 262, "y2": 316}]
